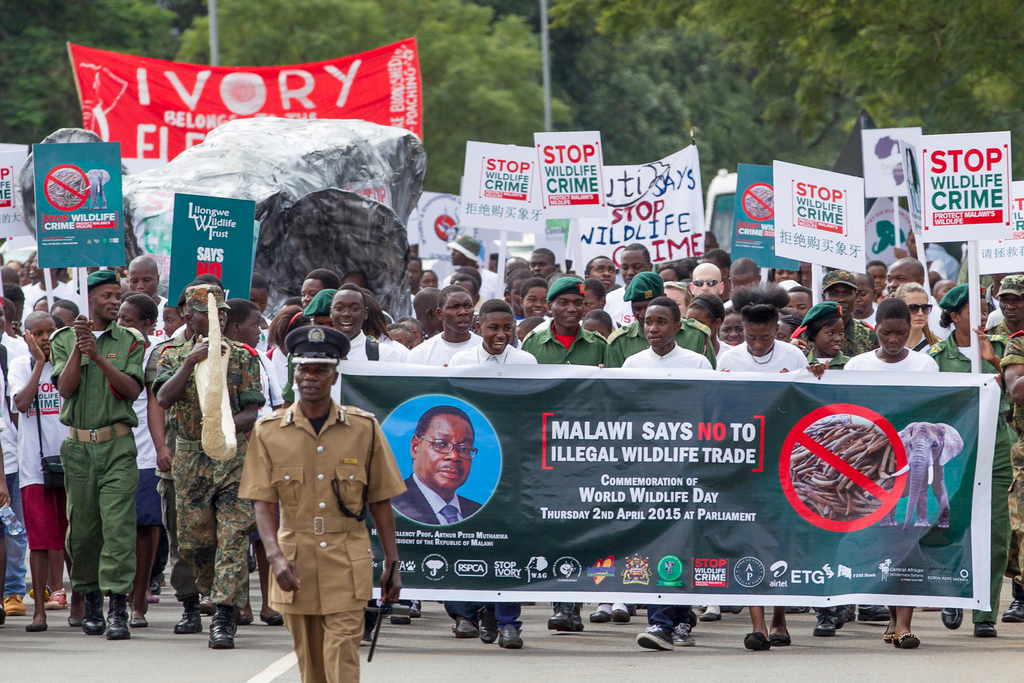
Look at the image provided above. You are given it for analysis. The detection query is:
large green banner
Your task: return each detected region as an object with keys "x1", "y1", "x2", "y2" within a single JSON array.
[{"x1": 341, "y1": 365, "x2": 999, "y2": 609}]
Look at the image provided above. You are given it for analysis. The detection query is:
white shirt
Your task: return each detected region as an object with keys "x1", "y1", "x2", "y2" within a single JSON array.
[
  {"x1": 0, "y1": 360, "x2": 15, "y2": 476},
  {"x1": 3, "y1": 334, "x2": 29, "y2": 361},
  {"x1": 622, "y1": 345, "x2": 713, "y2": 370},
  {"x1": 717, "y1": 341, "x2": 809, "y2": 374},
  {"x1": 441, "y1": 267, "x2": 499, "y2": 301},
  {"x1": 449, "y1": 343, "x2": 538, "y2": 366},
  {"x1": 257, "y1": 350, "x2": 284, "y2": 421},
  {"x1": 604, "y1": 287, "x2": 633, "y2": 327},
  {"x1": 407, "y1": 333, "x2": 482, "y2": 367},
  {"x1": 132, "y1": 345, "x2": 158, "y2": 469},
  {"x1": 21, "y1": 280, "x2": 76, "y2": 324},
  {"x1": 267, "y1": 346, "x2": 289, "y2": 394},
  {"x1": 10, "y1": 357, "x2": 64, "y2": 487},
  {"x1": 854, "y1": 304, "x2": 877, "y2": 329},
  {"x1": 345, "y1": 331, "x2": 408, "y2": 363},
  {"x1": 150, "y1": 296, "x2": 168, "y2": 343},
  {"x1": 845, "y1": 349, "x2": 940, "y2": 373},
  {"x1": 413, "y1": 472, "x2": 463, "y2": 524},
  {"x1": 928, "y1": 294, "x2": 950, "y2": 339}
]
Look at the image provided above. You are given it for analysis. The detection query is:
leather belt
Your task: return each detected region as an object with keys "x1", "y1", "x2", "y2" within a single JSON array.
[
  {"x1": 280, "y1": 516, "x2": 361, "y2": 535},
  {"x1": 68, "y1": 423, "x2": 132, "y2": 443}
]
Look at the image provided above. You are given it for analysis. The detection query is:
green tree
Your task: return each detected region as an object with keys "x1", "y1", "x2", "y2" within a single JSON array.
[
  {"x1": 176, "y1": 0, "x2": 567, "y2": 192},
  {"x1": 0, "y1": 0, "x2": 176, "y2": 144}
]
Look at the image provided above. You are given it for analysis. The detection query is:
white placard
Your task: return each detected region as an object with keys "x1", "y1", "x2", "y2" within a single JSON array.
[
  {"x1": 575, "y1": 146, "x2": 704, "y2": 267},
  {"x1": 534, "y1": 131, "x2": 608, "y2": 219},
  {"x1": 461, "y1": 141, "x2": 544, "y2": 233},
  {"x1": 0, "y1": 150, "x2": 31, "y2": 238},
  {"x1": 407, "y1": 191, "x2": 462, "y2": 279},
  {"x1": 977, "y1": 180, "x2": 1024, "y2": 275},
  {"x1": 861, "y1": 127, "x2": 922, "y2": 198},
  {"x1": 864, "y1": 197, "x2": 911, "y2": 266},
  {"x1": 920, "y1": 131, "x2": 1013, "y2": 243},
  {"x1": 774, "y1": 161, "x2": 866, "y2": 272}
]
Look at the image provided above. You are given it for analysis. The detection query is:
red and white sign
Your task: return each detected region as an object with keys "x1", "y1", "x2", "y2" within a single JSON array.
[
  {"x1": 977, "y1": 180, "x2": 1024, "y2": 275},
  {"x1": 461, "y1": 142, "x2": 543, "y2": 233},
  {"x1": 0, "y1": 149, "x2": 32, "y2": 238},
  {"x1": 773, "y1": 161, "x2": 865, "y2": 272},
  {"x1": 920, "y1": 131, "x2": 1013, "y2": 243},
  {"x1": 534, "y1": 131, "x2": 607, "y2": 219},
  {"x1": 67, "y1": 40, "x2": 422, "y2": 161}
]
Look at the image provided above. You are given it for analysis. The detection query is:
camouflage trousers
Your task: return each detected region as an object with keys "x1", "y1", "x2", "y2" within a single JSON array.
[
  {"x1": 1007, "y1": 439, "x2": 1024, "y2": 588},
  {"x1": 173, "y1": 447, "x2": 255, "y2": 608}
]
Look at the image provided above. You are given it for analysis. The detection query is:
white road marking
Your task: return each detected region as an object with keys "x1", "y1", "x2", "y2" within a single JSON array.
[{"x1": 246, "y1": 652, "x2": 298, "y2": 683}]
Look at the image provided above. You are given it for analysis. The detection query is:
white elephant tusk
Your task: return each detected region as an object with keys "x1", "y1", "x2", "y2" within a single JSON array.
[
  {"x1": 928, "y1": 464, "x2": 934, "y2": 486},
  {"x1": 879, "y1": 464, "x2": 911, "y2": 480}
]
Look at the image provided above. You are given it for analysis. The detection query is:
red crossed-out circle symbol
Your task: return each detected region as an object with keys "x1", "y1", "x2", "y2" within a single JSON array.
[
  {"x1": 779, "y1": 404, "x2": 906, "y2": 532},
  {"x1": 44, "y1": 164, "x2": 89, "y2": 211},
  {"x1": 742, "y1": 183, "x2": 774, "y2": 221}
]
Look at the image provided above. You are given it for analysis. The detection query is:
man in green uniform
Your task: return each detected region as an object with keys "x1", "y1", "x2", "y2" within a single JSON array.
[
  {"x1": 604, "y1": 272, "x2": 716, "y2": 369},
  {"x1": 988, "y1": 274, "x2": 1023, "y2": 338},
  {"x1": 821, "y1": 270, "x2": 878, "y2": 358},
  {"x1": 1001, "y1": 325, "x2": 1024, "y2": 622},
  {"x1": 926, "y1": 284, "x2": 1013, "y2": 635},
  {"x1": 241, "y1": 326, "x2": 405, "y2": 683},
  {"x1": 51, "y1": 270, "x2": 146, "y2": 640},
  {"x1": 522, "y1": 277, "x2": 605, "y2": 366},
  {"x1": 154, "y1": 284, "x2": 265, "y2": 649}
]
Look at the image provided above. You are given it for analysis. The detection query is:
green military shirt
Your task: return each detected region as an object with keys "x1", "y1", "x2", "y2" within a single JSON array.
[
  {"x1": 929, "y1": 333, "x2": 1011, "y2": 416},
  {"x1": 987, "y1": 320, "x2": 1022, "y2": 339},
  {"x1": 50, "y1": 321, "x2": 146, "y2": 430},
  {"x1": 999, "y1": 333, "x2": 1024, "y2": 434},
  {"x1": 603, "y1": 319, "x2": 717, "y2": 369},
  {"x1": 805, "y1": 349, "x2": 850, "y2": 370},
  {"x1": 841, "y1": 318, "x2": 879, "y2": 358},
  {"x1": 522, "y1": 322, "x2": 606, "y2": 366},
  {"x1": 152, "y1": 336, "x2": 266, "y2": 442}
]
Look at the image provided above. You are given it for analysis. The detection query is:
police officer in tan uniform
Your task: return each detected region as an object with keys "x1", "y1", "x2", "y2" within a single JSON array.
[{"x1": 240, "y1": 326, "x2": 405, "y2": 683}]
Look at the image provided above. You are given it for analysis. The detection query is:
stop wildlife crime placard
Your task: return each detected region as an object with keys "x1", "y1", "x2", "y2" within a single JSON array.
[
  {"x1": 534, "y1": 131, "x2": 608, "y2": 219},
  {"x1": 461, "y1": 141, "x2": 544, "y2": 233},
  {"x1": 920, "y1": 131, "x2": 1013, "y2": 243},
  {"x1": 773, "y1": 161, "x2": 866, "y2": 272}
]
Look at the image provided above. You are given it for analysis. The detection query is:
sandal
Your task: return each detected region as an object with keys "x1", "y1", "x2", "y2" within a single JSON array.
[
  {"x1": 894, "y1": 633, "x2": 920, "y2": 649},
  {"x1": 768, "y1": 632, "x2": 791, "y2": 646},
  {"x1": 129, "y1": 616, "x2": 148, "y2": 628},
  {"x1": 883, "y1": 632, "x2": 896, "y2": 644},
  {"x1": 26, "y1": 621, "x2": 48, "y2": 632},
  {"x1": 743, "y1": 632, "x2": 772, "y2": 650}
]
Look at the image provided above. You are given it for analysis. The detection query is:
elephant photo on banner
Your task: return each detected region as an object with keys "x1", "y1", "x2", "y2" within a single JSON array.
[{"x1": 881, "y1": 423, "x2": 965, "y2": 529}]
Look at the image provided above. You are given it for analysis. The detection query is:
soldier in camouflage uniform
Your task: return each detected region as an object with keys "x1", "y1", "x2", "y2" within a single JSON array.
[
  {"x1": 821, "y1": 270, "x2": 879, "y2": 358},
  {"x1": 1001, "y1": 296, "x2": 1024, "y2": 621},
  {"x1": 154, "y1": 284, "x2": 265, "y2": 649},
  {"x1": 987, "y1": 274, "x2": 1023, "y2": 338}
]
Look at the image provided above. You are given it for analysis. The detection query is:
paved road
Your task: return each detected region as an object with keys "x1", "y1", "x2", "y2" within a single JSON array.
[{"x1": 3, "y1": 580, "x2": 1023, "y2": 682}]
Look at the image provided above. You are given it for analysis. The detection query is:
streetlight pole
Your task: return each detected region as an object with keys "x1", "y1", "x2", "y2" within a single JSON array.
[
  {"x1": 540, "y1": 0, "x2": 552, "y2": 131},
  {"x1": 209, "y1": 0, "x2": 220, "y2": 66}
]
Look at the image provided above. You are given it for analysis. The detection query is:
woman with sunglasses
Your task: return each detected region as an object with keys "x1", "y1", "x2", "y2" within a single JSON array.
[
  {"x1": 895, "y1": 283, "x2": 939, "y2": 352},
  {"x1": 927, "y1": 284, "x2": 1013, "y2": 638}
]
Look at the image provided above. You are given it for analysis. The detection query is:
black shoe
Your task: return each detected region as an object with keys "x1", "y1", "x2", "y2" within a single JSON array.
[
  {"x1": 453, "y1": 615, "x2": 478, "y2": 638},
  {"x1": 106, "y1": 594, "x2": 130, "y2": 640},
  {"x1": 835, "y1": 605, "x2": 848, "y2": 629},
  {"x1": 0, "y1": 605, "x2": 5, "y2": 626},
  {"x1": 589, "y1": 608, "x2": 612, "y2": 623},
  {"x1": 547, "y1": 603, "x2": 584, "y2": 632},
  {"x1": 208, "y1": 605, "x2": 237, "y2": 649},
  {"x1": 83, "y1": 591, "x2": 106, "y2": 636},
  {"x1": 361, "y1": 625, "x2": 372, "y2": 646},
  {"x1": 498, "y1": 624, "x2": 523, "y2": 649},
  {"x1": 1002, "y1": 599, "x2": 1024, "y2": 623},
  {"x1": 813, "y1": 609, "x2": 837, "y2": 637},
  {"x1": 479, "y1": 609, "x2": 498, "y2": 644},
  {"x1": 941, "y1": 608, "x2": 963, "y2": 630},
  {"x1": 175, "y1": 595, "x2": 203, "y2": 634},
  {"x1": 409, "y1": 600, "x2": 422, "y2": 618},
  {"x1": 857, "y1": 605, "x2": 889, "y2": 622},
  {"x1": 611, "y1": 606, "x2": 630, "y2": 623},
  {"x1": 974, "y1": 621, "x2": 997, "y2": 638},
  {"x1": 150, "y1": 576, "x2": 162, "y2": 596}
]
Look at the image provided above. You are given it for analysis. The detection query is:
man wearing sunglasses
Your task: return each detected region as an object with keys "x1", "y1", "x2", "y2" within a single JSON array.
[
  {"x1": 393, "y1": 406, "x2": 481, "y2": 526},
  {"x1": 689, "y1": 263, "x2": 725, "y2": 299}
]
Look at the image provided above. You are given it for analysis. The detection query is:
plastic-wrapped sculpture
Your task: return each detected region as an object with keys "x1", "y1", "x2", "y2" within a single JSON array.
[{"x1": 120, "y1": 117, "x2": 425, "y2": 315}]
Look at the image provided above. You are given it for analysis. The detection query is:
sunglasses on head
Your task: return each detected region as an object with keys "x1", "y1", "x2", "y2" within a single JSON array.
[
  {"x1": 907, "y1": 303, "x2": 933, "y2": 314},
  {"x1": 692, "y1": 279, "x2": 719, "y2": 287}
]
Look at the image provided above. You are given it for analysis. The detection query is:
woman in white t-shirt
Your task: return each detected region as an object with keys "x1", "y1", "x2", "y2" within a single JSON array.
[
  {"x1": 842, "y1": 296, "x2": 933, "y2": 649},
  {"x1": 716, "y1": 286, "x2": 806, "y2": 650},
  {"x1": 12, "y1": 312, "x2": 68, "y2": 631},
  {"x1": 118, "y1": 293, "x2": 165, "y2": 628}
]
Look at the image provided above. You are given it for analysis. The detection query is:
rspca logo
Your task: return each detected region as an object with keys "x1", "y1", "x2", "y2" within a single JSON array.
[{"x1": 455, "y1": 560, "x2": 488, "y2": 578}]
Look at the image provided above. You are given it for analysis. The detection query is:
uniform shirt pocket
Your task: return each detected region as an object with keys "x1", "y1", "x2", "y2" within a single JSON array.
[
  {"x1": 334, "y1": 466, "x2": 368, "y2": 516},
  {"x1": 346, "y1": 539, "x2": 374, "y2": 600},
  {"x1": 272, "y1": 467, "x2": 305, "y2": 504}
]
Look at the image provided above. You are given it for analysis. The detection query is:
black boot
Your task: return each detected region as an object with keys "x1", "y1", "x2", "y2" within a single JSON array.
[
  {"x1": 1002, "y1": 582, "x2": 1024, "y2": 623},
  {"x1": 174, "y1": 595, "x2": 203, "y2": 634},
  {"x1": 813, "y1": 608, "x2": 837, "y2": 637},
  {"x1": 106, "y1": 593, "x2": 131, "y2": 640},
  {"x1": 209, "y1": 605, "x2": 237, "y2": 649},
  {"x1": 82, "y1": 590, "x2": 106, "y2": 636}
]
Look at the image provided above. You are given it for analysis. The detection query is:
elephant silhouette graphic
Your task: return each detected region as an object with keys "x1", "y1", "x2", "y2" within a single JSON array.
[{"x1": 880, "y1": 422, "x2": 964, "y2": 529}]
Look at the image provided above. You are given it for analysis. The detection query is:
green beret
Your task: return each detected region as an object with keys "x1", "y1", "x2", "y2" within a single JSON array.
[
  {"x1": 998, "y1": 274, "x2": 1024, "y2": 299},
  {"x1": 304, "y1": 288, "x2": 338, "y2": 317},
  {"x1": 623, "y1": 271, "x2": 664, "y2": 302},
  {"x1": 800, "y1": 301, "x2": 842, "y2": 329},
  {"x1": 87, "y1": 269, "x2": 120, "y2": 291},
  {"x1": 822, "y1": 269, "x2": 856, "y2": 292},
  {"x1": 546, "y1": 277, "x2": 586, "y2": 302},
  {"x1": 185, "y1": 284, "x2": 230, "y2": 311},
  {"x1": 939, "y1": 284, "x2": 970, "y2": 311}
]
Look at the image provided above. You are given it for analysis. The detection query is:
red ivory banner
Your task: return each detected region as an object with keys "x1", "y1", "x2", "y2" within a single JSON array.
[{"x1": 67, "y1": 39, "x2": 422, "y2": 161}]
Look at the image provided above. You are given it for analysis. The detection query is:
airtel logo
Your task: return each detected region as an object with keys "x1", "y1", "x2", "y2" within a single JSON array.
[{"x1": 455, "y1": 560, "x2": 488, "y2": 577}]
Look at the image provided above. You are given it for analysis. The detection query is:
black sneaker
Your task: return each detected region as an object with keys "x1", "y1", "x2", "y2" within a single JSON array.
[
  {"x1": 497, "y1": 624, "x2": 523, "y2": 649},
  {"x1": 547, "y1": 603, "x2": 584, "y2": 632},
  {"x1": 636, "y1": 625, "x2": 673, "y2": 651},
  {"x1": 813, "y1": 609, "x2": 837, "y2": 637},
  {"x1": 1001, "y1": 599, "x2": 1024, "y2": 623},
  {"x1": 671, "y1": 622, "x2": 695, "y2": 647}
]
